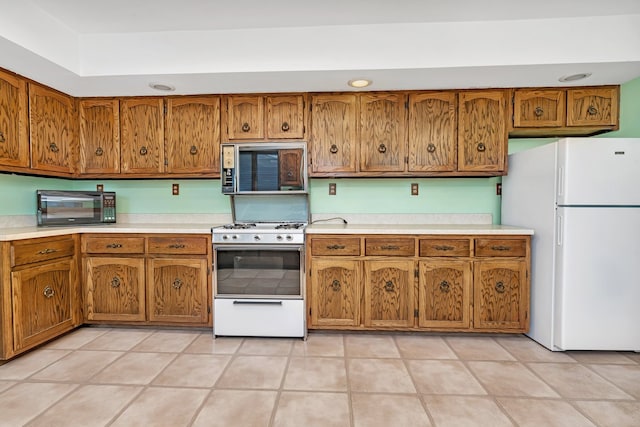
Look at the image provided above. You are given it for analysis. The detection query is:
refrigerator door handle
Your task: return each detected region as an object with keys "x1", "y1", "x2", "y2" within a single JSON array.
[
  {"x1": 557, "y1": 167, "x2": 564, "y2": 198},
  {"x1": 556, "y1": 214, "x2": 563, "y2": 246}
]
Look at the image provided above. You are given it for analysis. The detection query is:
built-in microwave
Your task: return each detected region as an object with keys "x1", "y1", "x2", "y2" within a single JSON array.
[
  {"x1": 221, "y1": 142, "x2": 308, "y2": 194},
  {"x1": 37, "y1": 190, "x2": 116, "y2": 226}
]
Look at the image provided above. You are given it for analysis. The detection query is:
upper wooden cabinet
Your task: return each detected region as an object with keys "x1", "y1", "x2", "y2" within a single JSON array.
[
  {"x1": 79, "y1": 99, "x2": 120, "y2": 174},
  {"x1": 0, "y1": 70, "x2": 29, "y2": 169},
  {"x1": 120, "y1": 98, "x2": 165, "y2": 174},
  {"x1": 28, "y1": 83, "x2": 76, "y2": 175},
  {"x1": 224, "y1": 94, "x2": 305, "y2": 141},
  {"x1": 458, "y1": 90, "x2": 508, "y2": 174},
  {"x1": 511, "y1": 86, "x2": 619, "y2": 137},
  {"x1": 165, "y1": 96, "x2": 221, "y2": 174},
  {"x1": 408, "y1": 92, "x2": 457, "y2": 172}
]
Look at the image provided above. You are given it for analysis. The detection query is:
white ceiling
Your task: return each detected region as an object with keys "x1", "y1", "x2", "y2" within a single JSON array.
[{"x1": 1, "y1": 0, "x2": 640, "y2": 96}]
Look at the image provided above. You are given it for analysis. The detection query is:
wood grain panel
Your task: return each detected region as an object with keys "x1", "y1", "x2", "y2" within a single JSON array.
[
  {"x1": 567, "y1": 87, "x2": 618, "y2": 127},
  {"x1": 475, "y1": 238, "x2": 527, "y2": 257},
  {"x1": 120, "y1": 97, "x2": 164, "y2": 174},
  {"x1": 147, "y1": 236, "x2": 209, "y2": 255},
  {"x1": 513, "y1": 89, "x2": 565, "y2": 128},
  {"x1": 79, "y1": 99, "x2": 120, "y2": 174},
  {"x1": 310, "y1": 258, "x2": 361, "y2": 326},
  {"x1": 0, "y1": 70, "x2": 29, "y2": 168},
  {"x1": 227, "y1": 96, "x2": 264, "y2": 140},
  {"x1": 419, "y1": 260, "x2": 471, "y2": 328},
  {"x1": 82, "y1": 236, "x2": 145, "y2": 254},
  {"x1": 11, "y1": 236, "x2": 75, "y2": 267},
  {"x1": 419, "y1": 238, "x2": 471, "y2": 257},
  {"x1": 364, "y1": 238, "x2": 415, "y2": 256},
  {"x1": 473, "y1": 260, "x2": 527, "y2": 329},
  {"x1": 364, "y1": 260, "x2": 414, "y2": 328},
  {"x1": 310, "y1": 237, "x2": 360, "y2": 256},
  {"x1": 266, "y1": 95, "x2": 304, "y2": 139}
]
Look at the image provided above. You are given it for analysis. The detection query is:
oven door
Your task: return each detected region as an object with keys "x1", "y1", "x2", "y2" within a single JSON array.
[{"x1": 213, "y1": 245, "x2": 304, "y2": 299}]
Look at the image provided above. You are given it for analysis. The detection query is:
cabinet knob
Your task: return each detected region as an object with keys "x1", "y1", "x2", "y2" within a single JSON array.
[
  {"x1": 37, "y1": 248, "x2": 57, "y2": 255},
  {"x1": 326, "y1": 244, "x2": 345, "y2": 250},
  {"x1": 427, "y1": 143, "x2": 436, "y2": 153},
  {"x1": 241, "y1": 122, "x2": 251, "y2": 132},
  {"x1": 139, "y1": 146, "x2": 148, "y2": 156},
  {"x1": 106, "y1": 243, "x2": 123, "y2": 249},
  {"x1": 490, "y1": 245, "x2": 511, "y2": 251},
  {"x1": 0, "y1": 131, "x2": 5, "y2": 143},
  {"x1": 111, "y1": 277, "x2": 121, "y2": 288},
  {"x1": 172, "y1": 278, "x2": 183, "y2": 290},
  {"x1": 587, "y1": 105, "x2": 598, "y2": 116},
  {"x1": 331, "y1": 279, "x2": 341, "y2": 291},
  {"x1": 281, "y1": 122, "x2": 290, "y2": 132},
  {"x1": 439, "y1": 280, "x2": 450, "y2": 293},
  {"x1": 384, "y1": 281, "x2": 395, "y2": 292},
  {"x1": 378, "y1": 143, "x2": 387, "y2": 154},
  {"x1": 43, "y1": 286, "x2": 55, "y2": 298},
  {"x1": 434, "y1": 245, "x2": 454, "y2": 251},
  {"x1": 95, "y1": 147, "x2": 104, "y2": 156},
  {"x1": 477, "y1": 142, "x2": 486, "y2": 152},
  {"x1": 168, "y1": 243, "x2": 185, "y2": 249},
  {"x1": 329, "y1": 144, "x2": 339, "y2": 154},
  {"x1": 49, "y1": 142, "x2": 59, "y2": 153},
  {"x1": 534, "y1": 106, "x2": 544, "y2": 117},
  {"x1": 495, "y1": 281, "x2": 506, "y2": 293},
  {"x1": 287, "y1": 171, "x2": 294, "y2": 178},
  {"x1": 189, "y1": 145, "x2": 198, "y2": 155}
]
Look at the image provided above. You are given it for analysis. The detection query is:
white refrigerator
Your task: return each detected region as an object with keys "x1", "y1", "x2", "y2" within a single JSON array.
[{"x1": 502, "y1": 137, "x2": 640, "y2": 351}]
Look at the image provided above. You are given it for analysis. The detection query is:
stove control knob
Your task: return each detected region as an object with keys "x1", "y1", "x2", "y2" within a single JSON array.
[
  {"x1": 276, "y1": 235, "x2": 283, "y2": 241},
  {"x1": 254, "y1": 235, "x2": 261, "y2": 241},
  {"x1": 232, "y1": 235, "x2": 238, "y2": 240},
  {"x1": 222, "y1": 235, "x2": 229, "y2": 240},
  {"x1": 286, "y1": 235, "x2": 293, "y2": 241}
]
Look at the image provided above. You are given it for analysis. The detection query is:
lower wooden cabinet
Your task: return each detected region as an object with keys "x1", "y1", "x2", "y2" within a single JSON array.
[
  {"x1": 418, "y1": 259, "x2": 471, "y2": 329},
  {"x1": 310, "y1": 258, "x2": 360, "y2": 327},
  {"x1": 364, "y1": 259, "x2": 414, "y2": 328}
]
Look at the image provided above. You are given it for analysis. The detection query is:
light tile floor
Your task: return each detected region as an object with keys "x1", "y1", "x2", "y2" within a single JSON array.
[{"x1": 0, "y1": 327, "x2": 639, "y2": 426}]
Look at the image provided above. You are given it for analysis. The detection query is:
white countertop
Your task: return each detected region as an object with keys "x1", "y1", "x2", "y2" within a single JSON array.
[{"x1": 305, "y1": 223, "x2": 534, "y2": 235}]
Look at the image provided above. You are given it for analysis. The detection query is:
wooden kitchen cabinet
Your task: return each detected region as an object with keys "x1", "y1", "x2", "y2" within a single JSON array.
[
  {"x1": 79, "y1": 99, "x2": 120, "y2": 174},
  {"x1": 120, "y1": 97, "x2": 165, "y2": 174},
  {"x1": 513, "y1": 89, "x2": 566, "y2": 128},
  {"x1": 310, "y1": 258, "x2": 361, "y2": 327},
  {"x1": 457, "y1": 90, "x2": 508, "y2": 174},
  {"x1": 28, "y1": 83, "x2": 77, "y2": 175},
  {"x1": 363, "y1": 259, "x2": 415, "y2": 328},
  {"x1": 418, "y1": 259, "x2": 471, "y2": 329},
  {"x1": 408, "y1": 91, "x2": 457, "y2": 172},
  {"x1": 0, "y1": 69, "x2": 29, "y2": 169},
  {"x1": 567, "y1": 87, "x2": 618, "y2": 127},
  {"x1": 266, "y1": 95, "x2": 305, "y2": 139},
  {"x1": 226, "y1": 95, "x2": 264, "y2": 140}
]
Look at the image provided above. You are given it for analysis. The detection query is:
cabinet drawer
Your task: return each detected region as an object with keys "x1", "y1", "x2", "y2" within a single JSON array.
[
  {"x1": 475, "y1": 238, "x2": 527, "y2": 257},
  {"x1": 147, "y1": 236, "x2": 209, "y2": 255},
  {"x1": 419, "y1": 239, "x2": 471, "y2": 257},
  {"x1": 83, "y1": 236, "x2": 145, "y2": 254},
  {"x1": 11, "y1": 237, "x2": 75, "y2": 267},
  {"x1": 365, "y1": 238, "x2": 415, "y2": 256},
  {"x1": 310, "y1": 237, "x2": 360, "y2": 256}
]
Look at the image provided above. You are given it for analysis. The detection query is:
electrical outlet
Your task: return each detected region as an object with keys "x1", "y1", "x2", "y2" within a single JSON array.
[
  {"x1": 96, "y1": 184, "x2": 104, "y2": 192},
  {"x1": 411, "y1": 183, "x2": 419, "y2": 196},
  {"x1": 329, "y1": 183, "x2": 337, "y2": 195},
  {"x1": 496, "y1": 183, "x2": 502, "y2": 196},
  {"x1": 172, "y1": 183, "x2": 180, "y2": 195}
]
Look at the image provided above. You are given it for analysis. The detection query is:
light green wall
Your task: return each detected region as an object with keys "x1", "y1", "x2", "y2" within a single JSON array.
[{"x1": 2, "y1": 76, "x2": 639, "y2": 222}]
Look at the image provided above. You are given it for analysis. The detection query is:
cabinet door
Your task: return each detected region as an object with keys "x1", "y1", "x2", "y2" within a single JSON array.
[
  {"x1": 567, "y1": 87, "x2": 618, "y2": 127},
  {"x1": 418, "y1": 260, "x2": 471, "y2": 329},
  {"x1": 84, "y1": 257, "x2": 146, "y2": 322},
  {"x1": 408, "y1": 92, "x2": 457, "y2": 172},
  {"x1": 363, "y1": 259, "x2": 414, "y2": 328},
  {"x1": 279, "y1": 149, "x2": 303, "y2": 187},
  {"x1": 473, "y1": 259, "x2": 528, "y2": 330},
  {"x1": 166, "y1": 96, "x2": 221, "y2": 174},
  {"x1": 11, "y1": 259, "x2": 75, "y2": 351},
  {"x1": 0, "y1": 70, "x2": 29, "y2": 168},
  {"x1": 359, "y1": 93, "x2": 407, "y2": 172},
  {"x1": 458, "y1": 90, "x2": 508, "y2": 173},
  {"x1": 147, "y1": 258, "x2": 208, "y2": 324},
  {"x1": 266, "y1": 95, "x2": 304, "y2": 139},
  {"x1": 29, "y1": 83, "x2": 76, "y2": 174},
  {"x1": 79, "y1": 99, "x2": 120, "y2": 174},
  {"x1": 310, "y1": 258, "x2": 360, "y2": 327},
  {"x1": 120, "y1": 98, "x2": 165, "y2": 174},
  {"x1": 226, "y1": 96, "x2": 264, "y2": 140},
  {"x1": 309, "y1": 94, "x2": 358, "y2": 174},
  {"x1": 513, "y1": 89, "x2": 565, "y2": 128}
]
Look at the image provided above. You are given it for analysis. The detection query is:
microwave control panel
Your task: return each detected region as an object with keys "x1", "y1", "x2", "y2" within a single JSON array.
[
  {"x1": 221, "y1": 145, "x2": 235, "y2": 194},
  {"x1": 101, "y1": 193, "x2": 117, "y2": 223}
]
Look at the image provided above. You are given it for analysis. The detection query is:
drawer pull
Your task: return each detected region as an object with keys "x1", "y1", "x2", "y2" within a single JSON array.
[
  {"x1": 380, "y1": 245, "x2": 400, "y2": 250},
  {"x1": 43, "y1": 286, "x2": 55, "y2": 298},
  {"x1": 439, "y1": 280, "x2": 450, "y2": 293},
  {"x1": 111, "y1": 277, "x2": 121, "y2": 288},
  {"x1": 434, "y1": 245, "x2": 455, "y2": 251},
  {"x1": 329, "y1": 144, "x2": 339, "y2": 154},
  {"x1": 49, "y1": 142, "x2": 59, "y2": 153},
  {"x1": 534, "y1": 106, "x2": 544, "y2": 117},
  {"x1": 172, "y1": 278, "x2": 183, "y2": 290},
  {"x1": 477, "y1": 142, "x2": 486, "y2": 152},
  {"x1": 168, "y1": 244, "x2": 186, "y2": 249},
  {"x1": 281, "y1": 121, "x2": 290, "y2": 132},
  {"x1": 490, "y1": 245, "x2": 511, "y2": 251},
  {"x1": 37, "y1": 248, "x2": 57, "y2": 255},
  {"x1": 190, "y1": 145, "x2": 198, "y2": 155},
  {"x1": 106, "y1": 243, "x2": 123, "y2": 249},
  {"x1": 241, "y1": 122, "x2": 251, "y2": 132},
  {"x1": 331, "y1": 279, "x2": 341, "y2": 291},
  {"x1": 326, "y1": 244, "x2": 345, "y2": 250},
  {"x1": 139, "y1": 146, "x2": 148, "y2": 156},
  {"x1": 378, "y1": 143, "x2": 387, "y2": 154},
  {"x1": 384, "y1": 281, "x2": 395, "y2": 292},
  {"x1": 95, "y1": 147, "x2": 104, "y2": 156},
  {"x1": 587, "y1": 105, "x2": 598, "y2": 116},
  {"x1": 495, "y1": 281, "x2": 506, "y2": 293},
  {"x1": 427, "y1": 143, "x2": 436, "y2": 153}
]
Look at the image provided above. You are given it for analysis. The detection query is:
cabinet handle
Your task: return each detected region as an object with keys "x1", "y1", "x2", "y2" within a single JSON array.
[
  {"x1": 37, "y1": 248, "x2": 57, "y2": 255},
  {"x1": 495, "y1": 281, "x2": 506, "y2": 293},
  {"x1": 172, "y1": 278, "x2": 183, "y2": 290},
  {"x1": 331, "y1": 279, "x2": 341, "y2": 291},
  {"x1": 106, "y1": 243, "x2": 122, "y2": 249},
  {"x1": 380, "y1": 245, "x2": 400, "y2": 250},
  {"x1": 378, "y1": 143, "x2": 387, "y2": 153},
  {"x1": 477, "y1": 142, "x2": 486, "y2": 152},
  {"x1": 326, "y1": 244, "x2": 345, "y2": 250},
  {"x1": 281, "y1": 122, "x2": 290, "y2": 132},
  {"x1": 287, "y1": 171, "x2": 293, "y2": 178},
  {"x1": 384, "y1": 281, "x2": 395, "y2": 292},
  {"x1": 168, "y1": 243, "x2": 185, "y2": 249},
  {"x1": 95, "y1": 147, "x2": 104, "y2": 156},
  {"x1": 427, "y1": 143, "x2": 436, "y2": 153},
  {"x1": 329, "y1": 144, "x2": 339, "y2": 154},
  {"x1": 0, "y1": 131, "x2": 5, "y2": 142},
  {"x1": 439, "y1": 280, "x2": 450, "y2": 293},
  {"x1": 434, "y1": 245, "x2": 455, "y2": 251},
  {"x1": 534, "y1": 106, "x2": 544, "y2": 117},
  {"x1": 241, "y1": 122, "x2": 251, "y2": 132},
  {"x1": 43, "y1": 286, "x2": 55, "y2": 298},
  {"x1": 490, "y1": 245, "x2": 511, "y2": 251},
  {"x1": 139, "y1": 146, "x2": 148, "y2": 155},
  {"x1": 49, "y1": 142, "x2": 59, "y2": 153},
  {"x1": 587, "y1": 105, "x2": 598, "y2": 115},
  {"x1": 111, "y1": 277, "x2": 121, "y2": 288},
  {"x1": 189, "y1": 145, "x2": 198, "y2": 155}
]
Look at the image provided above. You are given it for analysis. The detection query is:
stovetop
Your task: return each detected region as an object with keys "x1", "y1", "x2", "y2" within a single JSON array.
[{"x1": 212, "y1": 222, "x2": 306, "y2": 245}]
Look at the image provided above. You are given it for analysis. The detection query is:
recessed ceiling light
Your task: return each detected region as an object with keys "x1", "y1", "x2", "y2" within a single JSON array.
[
  {"x1": 149, "y1": 82, "x2": 175, "y2": 91},
  {"x1": 558, "y1": 73, "x2": 592, "y2": 83},
  {"x1": 348, "y1": 79, "x2": 372, "y2": 88}
]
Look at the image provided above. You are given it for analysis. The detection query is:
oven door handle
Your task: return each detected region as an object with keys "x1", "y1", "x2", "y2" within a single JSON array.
[{"x1": 232, "y1": 300, "x2": 284, "y2": 305}]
